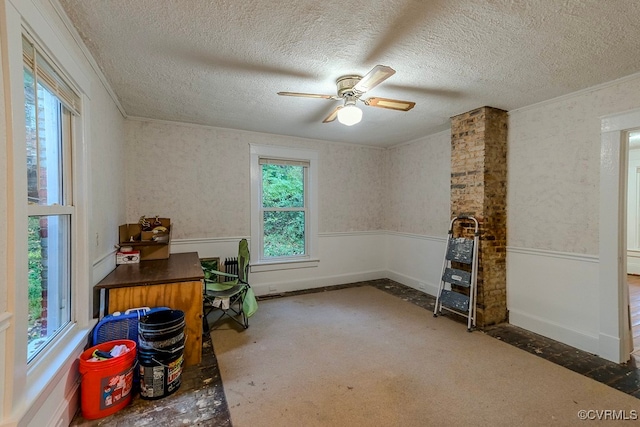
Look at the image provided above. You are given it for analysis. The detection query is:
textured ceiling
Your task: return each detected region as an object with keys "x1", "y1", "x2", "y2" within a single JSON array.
[{"x1": 58, "y1": 0, "x2": 640, "y2": 147}]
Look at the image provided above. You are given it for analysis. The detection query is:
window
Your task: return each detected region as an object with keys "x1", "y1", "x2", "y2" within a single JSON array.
[
  {"x1": 250, "y1": 145, "x2": 318, "y2": 270},
  {"x1": 261, "y1": 159, "x2": 307, "y2": 257},
  {"x1": 23, "y1": 35, "x2": 79, "y2": 361}
]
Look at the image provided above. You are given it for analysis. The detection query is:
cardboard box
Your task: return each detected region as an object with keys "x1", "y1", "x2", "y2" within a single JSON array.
[
  {"x1": 118, "y1": 217, "x2": 171, "y2": 261},
  {"x1": 116, "y1": 250, "x2": 140, "y2": 264}
]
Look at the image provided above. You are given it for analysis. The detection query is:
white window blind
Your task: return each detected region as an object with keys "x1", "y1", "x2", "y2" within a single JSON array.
[
  {"x1": 259, "y1": 157, "x2": 310, "y2": 168},
  {"x1": 22, "y1": 35, "x2": 81, "y2": 115}
]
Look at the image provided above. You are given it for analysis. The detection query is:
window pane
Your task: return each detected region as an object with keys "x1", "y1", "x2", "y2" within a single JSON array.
[
  {"x1": 25, "y1": 68, "x2": 38, "y2": 203},
  {"x1": 28, "y1": 215, "x2": 71, "y2": 361},
  {"x1": 262, "y1": 164, "x2": 304, "y2": 208},
  {"x1": 263, "y1": 211, "x2": 305, "y2": 257},
  {"x1": 24, "y1": 74, "x2": 64, "y2": 206}
]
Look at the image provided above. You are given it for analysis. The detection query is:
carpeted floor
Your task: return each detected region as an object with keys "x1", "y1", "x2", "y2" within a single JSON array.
[
  {"x1": 70, "y1": 280, "x2": 640, "y2": 426},
  {"x1": 211, "y1": 286, "x2": 640, "y2": 426}
]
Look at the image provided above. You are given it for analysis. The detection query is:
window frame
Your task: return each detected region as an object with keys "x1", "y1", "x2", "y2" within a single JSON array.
[
  {"x1": 2, "y1": 2, "x2": 94, "y2": 419},
  {"x1": 260, "y1": 158, "x2": 309, "y2": 259},
  {"x1": 250, "y1": 144, "x2": 319, "y2": 272},
  {"x1": 23, "y1": 34, "x2": 77, "y2": 363}
]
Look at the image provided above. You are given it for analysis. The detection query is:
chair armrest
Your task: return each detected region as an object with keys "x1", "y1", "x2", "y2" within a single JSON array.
[
  {"x1": 202, "y1": 267, "x2": 238, "y2": 280},
  {"x1": 206, "y1": 270, "x2": 238, "y2": 279}
]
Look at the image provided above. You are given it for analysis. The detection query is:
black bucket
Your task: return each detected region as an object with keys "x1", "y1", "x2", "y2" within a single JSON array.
[
  {"x1": 138, "y1": 337, "x2": 185, "y2": 399},
  {"x1": 138, "y1": 310, "x2": 186, "y2": 399},
  {"x1": 138, "y1": 310, "x2": 185, "y2": 350}
]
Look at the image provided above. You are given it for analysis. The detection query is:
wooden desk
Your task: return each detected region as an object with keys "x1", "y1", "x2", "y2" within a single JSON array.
[{"x1": 96, "y1": 252, "x2": 204, "y2": 367}]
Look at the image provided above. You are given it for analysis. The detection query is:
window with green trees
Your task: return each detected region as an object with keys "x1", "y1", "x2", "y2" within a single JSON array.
[
  {"x1": 261, "y1": 161, "x2": 307, "y2": 258},
  {"x1": 24, "y1": 35, "x2": 77, "y2": 361},
  {"x1": 251, "y1": 145, "x2": 318, "y2": 268}
]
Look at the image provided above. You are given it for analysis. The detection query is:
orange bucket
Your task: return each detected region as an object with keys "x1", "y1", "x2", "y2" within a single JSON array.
[{"x1": 78, "y1": 339, "x2": 137, "y2": 420}]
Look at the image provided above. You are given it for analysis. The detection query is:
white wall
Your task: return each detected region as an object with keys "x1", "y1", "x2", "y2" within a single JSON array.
[
  {"x1": 508, "y1": 73, "x2": 640, "y2": 361},
  {"x1": 0, "y1": 0, "x2": 126, "y2": 425},
  {"x1": 383, "y1": 131, "x2": 451, "y2": 296},
  {"x1": 124, "y1": 118, "x2": 389, "y2": 295},
  {"x1": 89, "y1": 72, "x2": 127, "y2": 283},
  {"x1": 385, "y1": 233, "x2": 447, "y2": 296},
  {"x1": 173, "y1": 232, "x2": 386, "y2": 295},
  {"x1": 384, "y1": 131, "x2": 451, "y2": 236},
  {"x1": 509, "y1": 77, "x2": 640, "y2": 254},
  {"x1": 124, "y1": 118, "x2": 387, "y2": 236},
  {"x1": 123, "y1": 120, "x2": 454, "y2": 299}
]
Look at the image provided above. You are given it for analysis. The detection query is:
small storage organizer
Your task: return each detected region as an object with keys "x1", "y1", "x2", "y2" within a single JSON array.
[
  {"x1": 118, "y1": 216, "x2": 171, "y2": 261},
  {"x1": 433, "y1": 216, "x2": 479, "y2": 331}
]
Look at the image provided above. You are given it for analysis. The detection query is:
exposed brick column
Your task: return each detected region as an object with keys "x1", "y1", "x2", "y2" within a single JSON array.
[{"x1": 450, "y1": 106, "x2": 508, "y2": 327}]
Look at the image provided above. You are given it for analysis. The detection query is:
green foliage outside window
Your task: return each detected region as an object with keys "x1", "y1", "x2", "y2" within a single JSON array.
[
  {"x1": 262, "y1": 164, "x2": 305, "y2": 257},
  {"x1": 28, "y1": 217, "x2": 43, "y2": 335},
  {"x1": 26, "y1": 69, "x2": 43, "y2": 338}
]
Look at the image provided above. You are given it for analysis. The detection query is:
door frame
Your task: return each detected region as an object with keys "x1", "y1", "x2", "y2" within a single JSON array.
[{"x1": 600, "y1": 109, "x2": 640, "y2": 362}]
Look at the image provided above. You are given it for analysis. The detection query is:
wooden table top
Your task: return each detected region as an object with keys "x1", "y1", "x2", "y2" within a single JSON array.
[{"x1": 96, "y1": 252, "x2": 204, "y2": 289}]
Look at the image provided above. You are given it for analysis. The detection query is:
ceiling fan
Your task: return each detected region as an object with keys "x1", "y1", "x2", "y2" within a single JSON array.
[{"x1": 277, "y1": 65, "x2": 416, "y2": 126}]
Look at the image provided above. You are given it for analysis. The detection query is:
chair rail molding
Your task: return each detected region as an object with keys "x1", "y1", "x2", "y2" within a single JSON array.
[{"x1": 506, "y1": 246, "x2": 598, "y2": 263}]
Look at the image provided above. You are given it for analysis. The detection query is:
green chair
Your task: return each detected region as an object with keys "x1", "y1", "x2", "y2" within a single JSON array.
[{"x1": 202, "y1": 239, "x2": 257, "y2": 329}]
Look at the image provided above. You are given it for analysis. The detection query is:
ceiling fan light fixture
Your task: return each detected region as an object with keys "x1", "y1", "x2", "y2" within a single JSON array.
[
  {"x1": 337, "y1": 104, "x2": 362, "y2": 126},
  {"x1": 277, "y1": 65, "x2": 415, "y2": 125}
]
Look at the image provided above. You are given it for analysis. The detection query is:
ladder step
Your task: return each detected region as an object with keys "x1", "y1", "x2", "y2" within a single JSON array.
[
  {"x1": 440, "y1": 289, "x2": 470, "y2": 312},
  {"x1": 442, "y1": 268, "x2": 471, "y2": 287},
  {"x1": 446, "y1": 237, "x2": 474, "y2": 264}
]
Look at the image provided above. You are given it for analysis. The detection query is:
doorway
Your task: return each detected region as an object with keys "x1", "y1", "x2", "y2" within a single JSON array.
[
  {"x1": 628, "y1": 131, "x2": 640, "y2": 363},
  {"x1": 599, "y1": 109, "x2": 640, "y2": 364}
]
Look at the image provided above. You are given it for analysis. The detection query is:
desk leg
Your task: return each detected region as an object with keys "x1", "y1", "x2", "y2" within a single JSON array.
[{"x1": 103, "y1": 289, "x2": 109, "y2": 318}]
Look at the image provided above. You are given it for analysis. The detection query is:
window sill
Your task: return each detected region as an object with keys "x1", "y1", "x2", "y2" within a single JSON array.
[{"x1": 250, "y1": 258, "x2": 319, "y2": 273}]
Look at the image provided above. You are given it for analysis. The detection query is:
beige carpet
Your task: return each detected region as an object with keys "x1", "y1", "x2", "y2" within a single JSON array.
[{"x1": 211, "y1": 286, "x2": 639, "y2": 426}]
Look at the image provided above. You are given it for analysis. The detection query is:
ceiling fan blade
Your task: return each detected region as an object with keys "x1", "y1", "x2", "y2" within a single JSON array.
[
  {"x1": 353, "y1": 65, "x2": 396, "y2": 93},
  {"x1": 278, "y1": 91, "x2": 337, "y2": 100},
  {"x1": 365, "y1": 97, "x2": 416, "y2": 111},
  {"x1": 323, "y1": 106, "x2": 341, "y2": 123}
]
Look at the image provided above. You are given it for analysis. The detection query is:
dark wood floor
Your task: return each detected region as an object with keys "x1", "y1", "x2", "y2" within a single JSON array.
[{"x1": 629, "y1": 274, "x2": 640, "y2": 352}]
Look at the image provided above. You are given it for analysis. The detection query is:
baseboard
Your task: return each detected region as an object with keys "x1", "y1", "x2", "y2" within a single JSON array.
[
  {"x1": 385, "y1": 269, "x2": 439, "y2": 297},
  {"x1": 252, "y1": 270, "x2": 387, "y2": 296},
  {"x1": 598, "y1": 332, "x2": 626, "y2": 363},
  {"x1": 627, "y1": 249, "x2": 640, "y2": 275},
  {"x1": 509, "y1": 309, "x2": 599, "y2": 355},
  {"x1": 50, "y1": 381, "x2": 80, "y2": 427}
]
